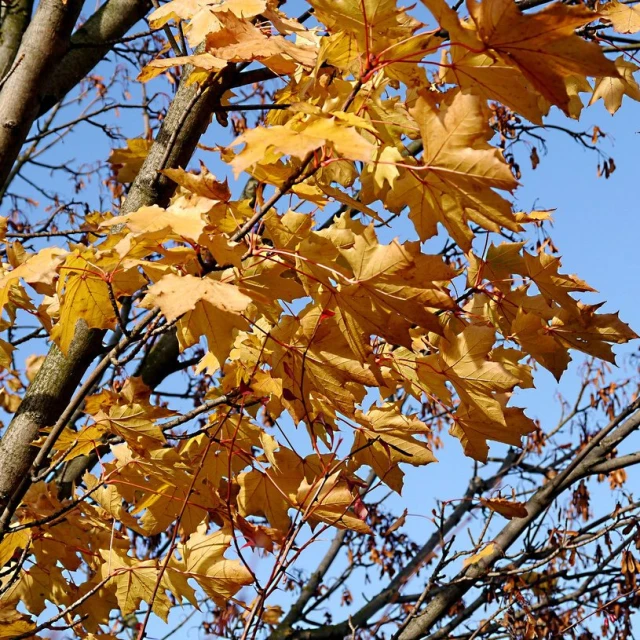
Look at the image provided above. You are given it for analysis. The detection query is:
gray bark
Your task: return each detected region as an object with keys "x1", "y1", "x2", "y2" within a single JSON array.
[
  {"x1": 38, "y1": 0, "x2": 152, "y2": 116},
  {"x1": 0, "y1": 322, "x2": 101, "y2": 508},
  {"x1": 0, "y1": 0, "x2": 33, "y2": 79},
  {"x1": 0, "y1": 0, "x2": 84, "y2": 189}
]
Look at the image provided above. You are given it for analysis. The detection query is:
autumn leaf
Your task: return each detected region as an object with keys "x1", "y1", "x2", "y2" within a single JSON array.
[
  {"x1": 450, "y1": 399, "x2": 536, "y2": 462},
  {"x1": 590, "y1": 56, "x2": 640, "y2": 114},
  {"x1": 439, "y1": 325, "x2": 520, "y2": 425},
  {"x1": 350, "y1": 404, "x2": 436, "y2": 493},
  {"x1": 480, "y1": 497, "x2": 529, "y2": 519},
  {"x1": 368, "y1": 89, "x2": 518, "y2": 251},
  {"x1": 148, "y1": 0, "x2": 268, "y2": 46},
  {"x1": 230, "y1": 115, "x2": 375, "y2": 177},
  {"x1": 463, "y1": 542, "x2": 497, "y2": 568},
  {"x1": 109, "y1": 139, "x2": 153, "y2": 183},
  {"x1": 466, "y1": 0, "x2": 617, "y2": 114},
  {"x1": 51, "y1": 249, "x2": 145, "y2": 354},
  {"x1": 0, "y1": 609, "x2": 36, "y2": 639},
  {"x1": 600, "y1": 0, "x2": 640, "y2": 34},
  {"x1": 138, "y1": 53, "x2": 227, "y2": 83},
  {"x1": 296, "y1": 471, "x2": 372, "y2": 534},
  {"x1": 140, "y1": 273, "x2": 251, "y2": 371},
  {"x1": 0, "y1": 529, "x2": 30, "y2": 568},
  {"x1": 100, "y1": 548, "x2": 173, "y2": 621},
  {"x1": 168, "y1": 525, "x2": 253, "y2": 605}
]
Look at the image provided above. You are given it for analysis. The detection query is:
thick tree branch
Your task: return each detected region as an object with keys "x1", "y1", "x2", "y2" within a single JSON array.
[
  {"x1": 38, "y1": 0, "x2": 152, "y2": 116},
  {"x1": 0, "y1": 0, "x2": 33, "y2": 79},
  {"x1": 0, "y1": 0, "x2": 84, "y2": 190}
]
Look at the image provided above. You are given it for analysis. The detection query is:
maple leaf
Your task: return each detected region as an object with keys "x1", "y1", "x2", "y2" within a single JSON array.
[
  {"x1": 148, "y1": 0, "x2": 268, "y2": 47},
  {"x1": 168, "y1": 525, "x2": 252, "y2": 606},
  {"x1": 2, "y1": 563, "x2": 70, "y2": 616},
  {"x1": 350, "y1": 404, "x2": 436, "y2": 493},
  {"x1": 0, "y1": 609, "x2": 35, "y2": 639},
  {"x1": 51, "y1": 249, "x2": 145, "y2": 354},
  {"x1": 53, "y1": 423, "x2": 109, "y2": 462},
  {"x1": 205, "y1": 11, "x2": 317, "y2": 73},
  {"x1": 424, "y1": 0, "x2": 617, "y2": 117},
  {"x1": 0, "y1": 246, "x2": 67, "y2": 321},
  {"x1": 162, "y1": 164, "x2": 231, "y2": 201},
  {"x1": 480, "y1": 497, "x2": 528, "y2": 519},
  {"x1": 269, "y1": 304, "x2": 380, "y2": 424},
  {"x1": 469, "y1": 243, "x2": 596, "y2": 313},
  {"x1": 100, "y1": 548, "x2": 173, "y2": 621},
  {"x1": 102, "y1": 444, "x2": 216, "y2": 536},
  {"x1": 237, "y1": 447, "x2": 308, "y2": 531},
  {"x1": 89, "y1": 393, "x2": 172, "y2": 451},
  {"x1": 425, "y1": 0, "x2": 550, "y2": 123},
  {"x1": 140, "y1": 273, "x2": 251, "y2": 372},
  {"x1": 230, "y1": 115, "x2": 375, "y2": 177},
  {"x1": 108, "y1": 139, "x2": 153, "y2": 183},
  {"x1": 83, "y1": 474, "x2": 144, "y2": 533},
  {"x1": 237, "y1": 469, "x2": 293, "y2": 532},
  {"x1": 0, "y1": 338, "x2": 13, "y2": 369},
  {"x1": 310, "y1": 0, "x2": 420, "y2": 55},
  {"x1": 369, "y1": 89, "x2": 518, "y2": 251},
  {"x1": 451, "y1": 401, "x2": 535, "y2": 463},
  {"x1": 600, "y1": 0, "x2": 640, "y2": 34},
  {"x1": 511, "y1": 309, "x2": 571, "y2": 380},
  {"x1": 102, "y1": 203, "x2": 207, "y2": 245},
  {"x1": 466, "y1": 0, "x2": 617, "y2": 114},
  {"x1": 439, "y1": 325, "x2": 520, "y2": 425},
  {"x1": 138, "y1": 53, "x2": 227, "y2": 83},
  {"x1": 293, "y1": 220, "x2": 456, "y2": 356},
  {"x1": 590, "y1": 56, "x2": 640, "y2": 114},
  {"x1": 148, "y1": 2, "x2": 316, "y2": 76},
  {"x1": 0, "y1": 529, "x2": 30, "y2": 568},
  {"x1": 295, "y1": 471, "x2": 372, "y2": 534},
  {"x1": 549, "y1": 303, "x2": 638, "y2": 363}
]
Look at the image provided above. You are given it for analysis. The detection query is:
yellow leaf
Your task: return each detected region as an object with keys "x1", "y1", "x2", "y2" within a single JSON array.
[
  {"x1": 463, "y1": 542, "x2": 497, "y2": 568},
  {"x1": 466, "y1": 0, "x2": 617, "y2": 114},
  {"x1": 600, "y1": 0, "x2": 640, "y2": 34},
  {"x1": 440, "y1": 325, "x2": 519, "y2": 425},
  {"x1": 350, "y1": 404, "x2": 436, "y2": 493},
  {"x1": 138, "y1": 53, "x2": 227, "y2": 83},
  {"x1": 108, "y1": 139, "x2": 153, "y2": 183},
  {"x1": 0, "y1": 529, "x2": 30, "y2": 568},
  {"x1": 51, "y1": 249, "x2": 144, "y2": 354},
  {"x1": 0, "y1": 609, "x2": 35, "y2": 639},
  {"x1": 100, "y1": 548, "x2": 172, "y2": 621},
  {"x1": 296, "y1": 471, "x2": 372, "y2": 534},
  {"x1": 230, "y1": 116, "x2": 374, "y2": 177},
  {"x1": 237, "y1": 469, "x2": 293, "y2": 532},
  {"x1": 590, "y1": 56, "x2": 640, "y2": 114},
  {"x1": 376, "y1": 90, "x2": 518, "y2": 251},
  {"x1": 162, "y1": 164, "x2": 231, "y2": 201},
  {"x1": 141, "y1": 273, "x2": 250, "y2": 322},
  {"x1": 451, "y1": 402, "x2": 535, "y2": 463},
  {"x1": 102, "y1": 204, "x2": 206, "y2": 243}
]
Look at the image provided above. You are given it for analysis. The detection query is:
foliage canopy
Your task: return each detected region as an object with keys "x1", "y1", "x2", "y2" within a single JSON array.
[{"x1": 0, "y1": 0, "x2": 640, "y2": 638}]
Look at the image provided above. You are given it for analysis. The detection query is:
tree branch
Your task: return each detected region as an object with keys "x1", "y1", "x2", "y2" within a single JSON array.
[{"x1": 0, "y1": 0, "x2": 33, "y2": 79}]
